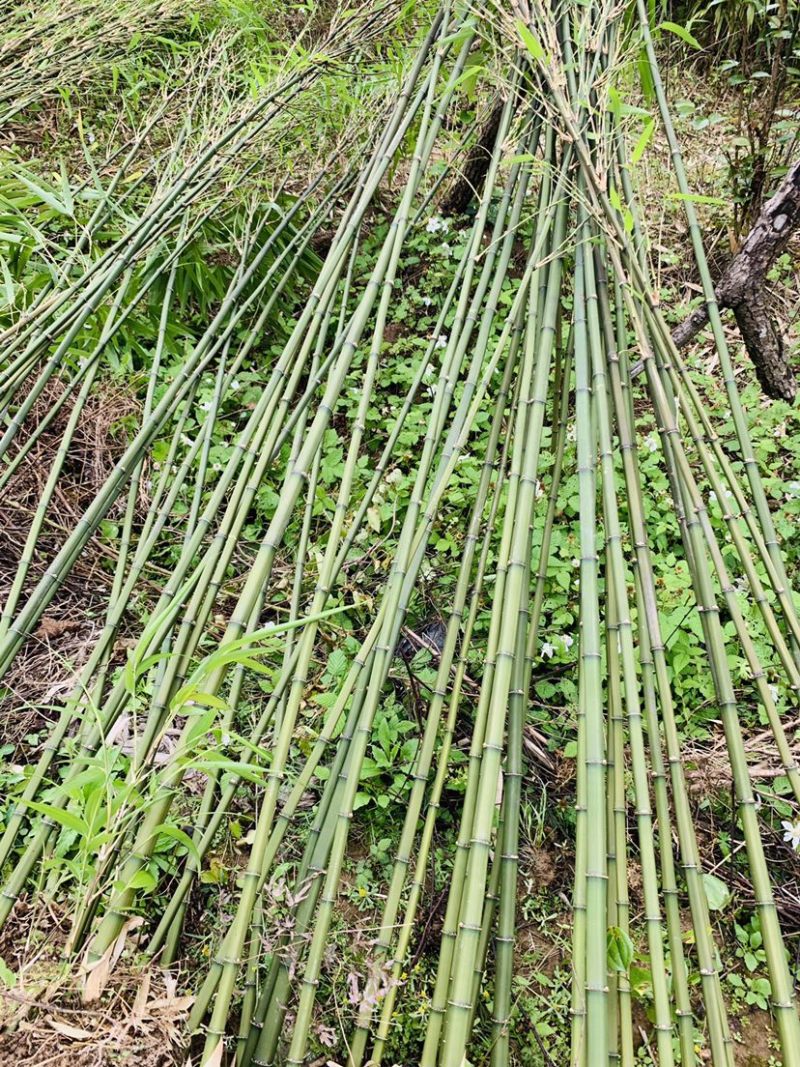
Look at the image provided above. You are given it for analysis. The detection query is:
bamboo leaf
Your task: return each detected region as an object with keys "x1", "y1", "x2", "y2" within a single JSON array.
[
  {"x1": 517, "y1": 20, "x2": 545, "y2": 62},
  {"x1": 631, "y1": 119, "x2": 655, "y2": 165},
  {"x1": 658, "y1": 21, "x2": 702, "y2": 51},
  {"x1": 15, "y1": 172, "x2": 73, "y2": 217},
  {"x1": 24, "y1": 801, "x2": 88, "y2": 838},
  {"x1": 151, "y1": 824, "x2": 202, "y2": 867}
]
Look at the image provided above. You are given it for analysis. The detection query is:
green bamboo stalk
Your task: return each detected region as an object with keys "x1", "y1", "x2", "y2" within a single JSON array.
[{"x1": 583, "y1": 222, "x2": 675, "y2": 1065}]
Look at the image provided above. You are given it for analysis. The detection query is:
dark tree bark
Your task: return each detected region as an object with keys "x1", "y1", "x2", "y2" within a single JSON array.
[
  {"x1": 441, "y1": 100, "x2": 505, "y2": 216},
  {"x1": 732, "y1": 292, "x2": 796, "y2": 402},
  {"x1": 671, "y1": 159, "x2": 800, "y2": 401}
]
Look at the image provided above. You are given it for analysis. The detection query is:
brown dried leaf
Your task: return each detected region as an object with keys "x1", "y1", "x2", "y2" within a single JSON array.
[
  {"x1": 146, "y1": 995, "x2": 195, "y2": 1013},
  {"x1": 48, "y1": 1018, "x2": 96, "y2": 1040},
  {"x1": 132, "y1": 970, "x2": 151, "y2": 1018},
  {"x1": 83, "y1": 916, "x2": 144, "y2": 1001},
  {"x1": 36, "y1": 617, "x2": 81, "y2": 639},
  {"x1": 83, "y1": 943, "x2": 112, "y2": 1003}
]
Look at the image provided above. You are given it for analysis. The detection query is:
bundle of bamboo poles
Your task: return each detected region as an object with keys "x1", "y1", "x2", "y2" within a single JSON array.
[{"x1": 1, "y1": 1, "x2": 798, "y2": 1064}]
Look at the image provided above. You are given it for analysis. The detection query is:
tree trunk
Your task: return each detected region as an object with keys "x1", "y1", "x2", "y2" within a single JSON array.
[
  {"x1": 672, "y1": 159, "x2": 800, "y2": 401},
  {"x1": 441, "y1": 101, "x2": 505, "y2": 216}
]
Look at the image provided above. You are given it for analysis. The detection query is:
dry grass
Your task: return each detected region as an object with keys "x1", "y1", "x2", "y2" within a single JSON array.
[
  {"x1": 0, "y1": 898, "x2": 194, "y2": 1067},
  {"x1": 0, "y1": 377, "x2": 142, "y2": 741}
]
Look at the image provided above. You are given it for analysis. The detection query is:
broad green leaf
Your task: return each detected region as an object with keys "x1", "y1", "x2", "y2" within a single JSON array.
[
  {"x1": 51, "y1": 767, "x2": 106, "y2": 799},
  {"x1": 190, "y1": 757, "x2": 267, "y2": 785},
  {"x1": 0, "y1": 957, "x2": 16, "y2": 989},
  {"x1": 631, "y1": 119, "x2": 655, "y2": 165},
  {"x1": 182, "y1": 603, "x2": 351, "y2": 692},
  {"x1": 182, "y1": 707, "x2": 217, "y2": 747},
  {"x1": 171, "y1": 685, "x2": 229, "y2": 712},
  {"x1": 223, "y1": 729, "x2": 272, "y2": 764},
  {"x1": 451, "y1": 64, "x2": 485, "y2": 93},
  {"x1": 124, "y1": 868, "x2": 157, "y2": 892},
  {"x1": 16, "y1": 173, "x2": 72, "y2": 217},
  {"x1": 0, "y1": 257, "x2": 15, "y2": 307},
  {"x1": 607, "y1": 927, "x2": 635, "y2": 972},
  {"x1": 667, "y1": 192, "x2": 727, "y2": 208},
  {"x1": 24, "y1": 801, "x2": 88, "y2": 838},
  {"x1": 124, "y1": 568, "x2": 204, "y2": 693},
  {"x1": 517, "y1": 20, "x2": 545, "y2": 62},
  {"x1": 702, "y1": 872, "x2": 731, "y2": 911},
  {"x1": 327, "y1": 648, "x2": 348, "y2": 677},
  {"x1": 152, "y1": 823, "x2": 201, "y2": 867},
  {"x1": 658, "y1": 21, "x2": 702, "y2": 51}
]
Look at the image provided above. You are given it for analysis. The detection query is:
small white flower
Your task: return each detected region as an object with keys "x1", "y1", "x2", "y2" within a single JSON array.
[
  {"x1": 200, "y1": 401, "x2": 212, "y2": 412},
  {"x1": 781, "y1": 819, "x2": 800, "y2": 851},
  {"x1": 787, "y1": 481, "x2": 800, "y2": 500},
  {"x1": 435, "y1": 334, "x2": 448, "y2": 349},
  {"x1": 768, "y1": 683, "x2": 780, "y2": 705},
  {"x1": 221, "y1": 732, "x2": 232, "y2": 747},
  {"x1": 231, "y1": 380, "x2": 241, "y2": 391},
  {"x1": 422, "y1": 296, "x2": 433, "y2": 307},
  {"x1": 541, "y1": 641, "x2": 555, "y2": 659},
  {"x1": 644, "y1": 435, "x2": 658, "y2": 453},
  {"x1": 422, "y1": 215, "x2": 448, "y2": 234},
  {"x1": 561, "y1": 634, "x2": 574, "y2": 650},
  {"x1": 386, "y1": 468, "x2": 402, "y2": 485},
  {"x1": 423, "y1": 363, "x2": 436, "y2": 381},
  {"x1": 534, "y1": 479, "x2": 545, "y2": 499},
  {"x1": 571, "y1": 557, "x2": 580, "y2": 568},
  {"x1": 440, "y1": 242, "x2": 452, "y2": 257}
]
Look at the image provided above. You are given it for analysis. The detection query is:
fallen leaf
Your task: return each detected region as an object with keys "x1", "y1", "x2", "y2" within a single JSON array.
[
  {"x1": 146, "y1": 995, "x2": 195, "y2": 1013},
  {"x1": 132, "y1": 971, "x2": 151, "y2": 1017},
  {"x1": 83, "y1": 944, "x2": 112, "y2": 1003},
  {"x1": 83, "y1": 916, "x2": 144, "y2": 1001},
  {"x1": 48, "y1": 1018, "x2": 95, "y2": 1040},
  {"x1": 36, "y1": 617, "x2": 80, "y2": 639}
]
